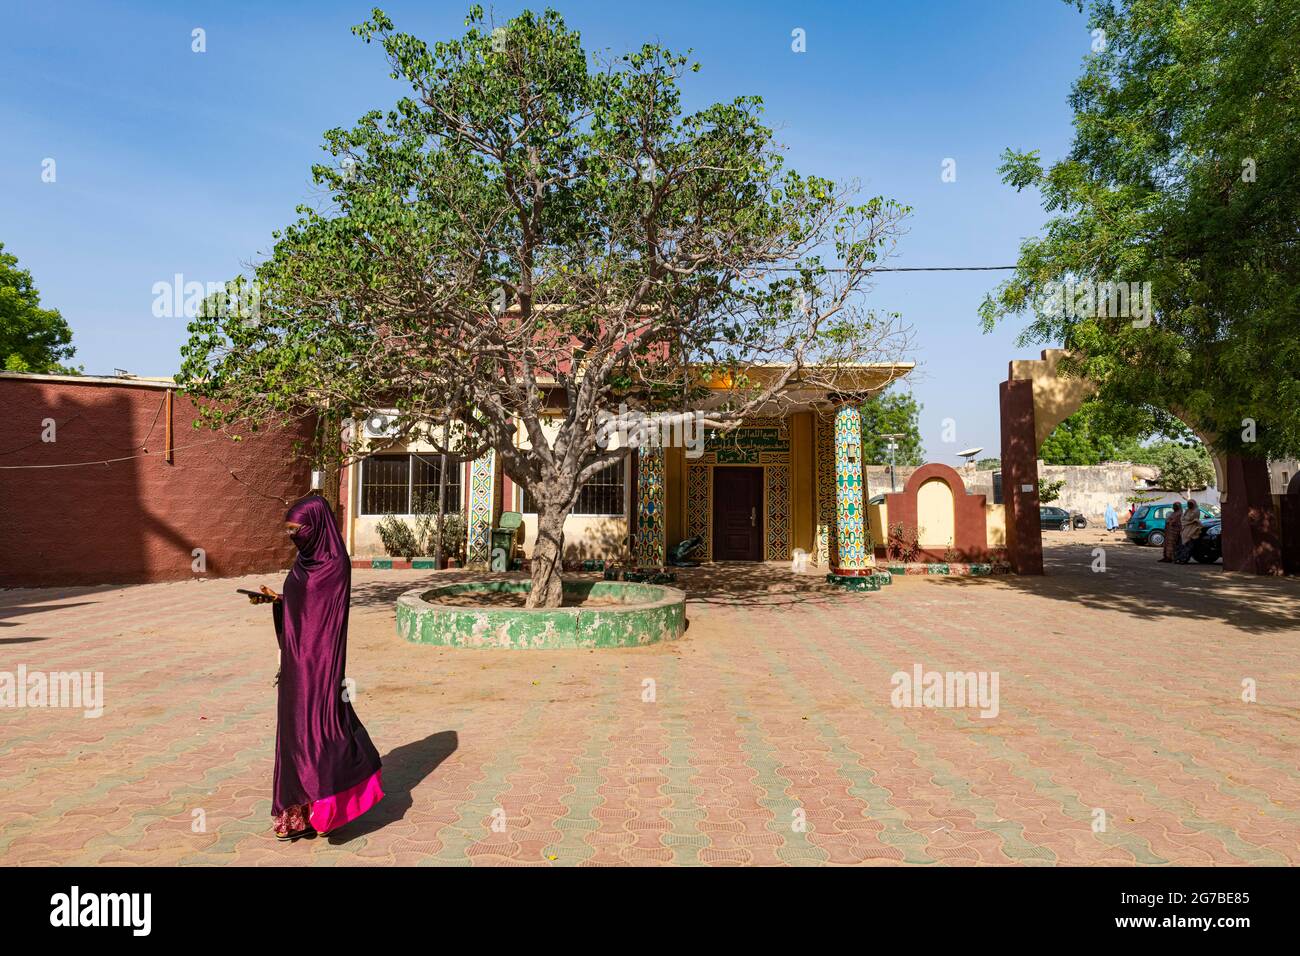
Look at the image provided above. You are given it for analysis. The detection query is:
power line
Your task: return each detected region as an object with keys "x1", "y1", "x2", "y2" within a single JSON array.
[{"x1": 765, "y1": 265, "x2": 1018, "y2": 273}]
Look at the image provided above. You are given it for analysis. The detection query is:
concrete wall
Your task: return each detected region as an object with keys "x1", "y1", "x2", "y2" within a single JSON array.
[
  {"x1": 0, "y1": 373, "x2": 314, "y2": 587},
  {"x1": 871, "y1": 459, "x2": 1222, "y2": 523},
  {"x1": 867, "y1": 477, "x2": 1006, "y2": 553},
  {"x1": 1037, "y1": 461, "x2": 1219, "y2": 519},
  {"x1": 509, "y1": 417, "x2": 631, "y2": 564},
  {"x1": 517, "y1": 513, "x2": 629, "y2": 563},
  {"x1": 1270, "y1": 460, "x2": 1300, "y2": 495},
  {"x1": 1037, "y1": 461, "x2": 1147, "y2": 519},
  {"x1": 342, "y1": 428, "x2": 469, "y2": 558}
]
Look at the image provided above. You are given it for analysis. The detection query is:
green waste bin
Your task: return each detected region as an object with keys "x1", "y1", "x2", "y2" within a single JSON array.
[{"x1": 490, "y1": 512, "x2": 523, "y2": 572}]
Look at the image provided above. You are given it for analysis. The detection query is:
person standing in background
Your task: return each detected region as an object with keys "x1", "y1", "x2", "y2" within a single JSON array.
[
  {"x1": 1176, "y1": 499, "x2": 1203, "y2": 564},
  {"x1": 1161, "y1": 501, "x2": 1183, "y2": 563}
]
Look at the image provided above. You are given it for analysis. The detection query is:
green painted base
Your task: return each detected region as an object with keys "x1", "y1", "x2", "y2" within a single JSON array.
[
  {"x1": 825, "y1": 573, "x2": 881, "y2": 592},
  {"x1": 396, "y1": 580, "x2": 686, "y2": 649},
  {"x1": 884, "y1": 562, "x2": 999, "y2": 577}
]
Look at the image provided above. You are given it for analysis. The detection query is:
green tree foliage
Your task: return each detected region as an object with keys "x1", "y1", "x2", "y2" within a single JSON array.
[
  {"x1": 179, "y1": 7, "x2": 911, "y2": 606},
  {"x1": 1038, "y1": 477, "x2": 1066, "y2": 504},
  {"x1": 0, "y1": 243, "x2": 78, "y2": 373},
  {"x1": 859, "y1": 388, "x2": 923, "y2": 466},
  {"x1": 980, "y1": 0, "x2": 1300, "y2": 459},
  {"x1": 1040, "y1": 399, "x2": 1217, "y2": 494},
  {"x1": 1040, "y1": 400, "x2": 1148, "y2": 465},
  {"x1": 1132, "y1": 440, "x2": 1216, "y2": 492}
]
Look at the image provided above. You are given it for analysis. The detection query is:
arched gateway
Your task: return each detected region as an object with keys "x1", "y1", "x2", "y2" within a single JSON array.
[{"x1": 999, "y1": 349, "x2": 1284, "y2": 575}]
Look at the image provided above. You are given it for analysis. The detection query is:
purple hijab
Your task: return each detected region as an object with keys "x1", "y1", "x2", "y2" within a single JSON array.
[{"x1": 272, "y1": 494, "x2": 381, "y2": 815}]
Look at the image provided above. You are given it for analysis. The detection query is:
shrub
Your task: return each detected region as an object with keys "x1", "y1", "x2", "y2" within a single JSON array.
[
  {"x1": 376, "y1": 514, "x2": 419, "y2": 557},
  {"x1": 887, "y1": 522, "x2": 919, "y2": 562}
]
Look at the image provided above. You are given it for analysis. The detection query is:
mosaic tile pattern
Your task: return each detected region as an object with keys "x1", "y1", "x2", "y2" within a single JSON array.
[
  {"x1": 684, "y1": 418, "x2": 793, "y2": 563},
  {"x1": 5, "y1": 534, "x2": 1300, "y2": 867},
  {"x1": 815, "y1": 413, "x2": 839, "y2": 569},
  {"x1": 833, "y1": 406, "x2": 870, "y2": 572},
  {"x1": 635, "y1": 447, "x2": 665, "y2": 568},
  {"x1": 466, "y1": 452, "x2": 496, "y2": 568},
  {"x1": 764, "y1": 463, "x2": 791, "y2": 561},
  {"x1": 686, "y1": 464, "x2": 712, "y2": 561}
]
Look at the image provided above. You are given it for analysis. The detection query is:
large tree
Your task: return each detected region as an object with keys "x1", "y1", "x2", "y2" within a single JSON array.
[
  {"x1": 180, "y1": 7, "x2": 911, "y2": 607},
  {"x1": 0, "y1": 243, "x2": 78, "y2": 374},
  {"x1": 980, "y1": 0, "x2": 1300, "y2": 460}
]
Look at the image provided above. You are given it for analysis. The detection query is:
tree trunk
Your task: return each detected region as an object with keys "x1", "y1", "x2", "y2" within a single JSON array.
[{"x1": 528, "y1": 504, "x2": 567, "y2": 608}]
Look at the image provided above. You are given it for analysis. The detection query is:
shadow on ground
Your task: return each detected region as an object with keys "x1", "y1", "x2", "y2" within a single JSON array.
[
  {"x1": 934, "y1": 535, "x2": 1300, "y2": 634},
  {"x1": 327, "y1": 730, "x2": 459, "y2": 843},
  {"x1": 352, "y1": 562, "x2": 840, "y2": 613}
]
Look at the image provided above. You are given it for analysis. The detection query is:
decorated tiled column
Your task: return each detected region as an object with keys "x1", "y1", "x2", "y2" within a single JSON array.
[
  {"x1": 466, "y1": 450, "x2": 496, "y2": 569},
  {"x1": 828, "y1": 405, "x2": 879, "y2": 590},
  {"x1": 635, "y1": 447, "x2": 666, "y2": 568}
]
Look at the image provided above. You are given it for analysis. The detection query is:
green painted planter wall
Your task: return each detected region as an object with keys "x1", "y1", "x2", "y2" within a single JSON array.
[{"x1": 396, "y1": 580, "x2": 687, "y2": 649}]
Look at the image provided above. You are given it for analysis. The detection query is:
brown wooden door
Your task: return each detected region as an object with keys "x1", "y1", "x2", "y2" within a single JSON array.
[{"x1": 712, "y1": 467, "x2": 764, "y2": 560}]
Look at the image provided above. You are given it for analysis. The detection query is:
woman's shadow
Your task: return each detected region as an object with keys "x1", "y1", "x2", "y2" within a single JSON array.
[{"x1": 328, "y1": 730, "x2": 458, "y2": 843}]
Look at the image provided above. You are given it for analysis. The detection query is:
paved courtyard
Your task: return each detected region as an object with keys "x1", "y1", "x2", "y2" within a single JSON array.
[{"x1": 3, "y1": 528, "x2": 1299, "y2": 866}]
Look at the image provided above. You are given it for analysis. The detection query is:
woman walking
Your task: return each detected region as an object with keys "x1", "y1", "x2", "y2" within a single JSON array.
[{"x1": 250, "y1": 494, "x2": 383, "y2": 840}]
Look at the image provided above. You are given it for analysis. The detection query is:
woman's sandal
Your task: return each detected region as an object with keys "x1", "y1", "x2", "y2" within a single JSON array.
[{"x1": 275, "y1": 826, "x2": 316, "y2": 842}]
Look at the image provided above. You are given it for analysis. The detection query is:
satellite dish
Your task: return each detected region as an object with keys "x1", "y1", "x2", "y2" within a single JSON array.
[{"x1": 957, "y1": 446, "x2": 983, "y2": 459}]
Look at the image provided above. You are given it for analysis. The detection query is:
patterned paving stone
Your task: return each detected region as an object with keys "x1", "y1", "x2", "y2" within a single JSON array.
[{"x1": 2, "y1": 529, "x2": 1298, "y2": 865}]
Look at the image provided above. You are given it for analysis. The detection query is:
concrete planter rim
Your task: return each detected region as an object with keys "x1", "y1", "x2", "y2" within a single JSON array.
[
  {"x1": 395, "y1": 578, "x2": 687, "y2": 649},
  {"x1": 401, "y1": 578, "x2": 686, "y2": 615}
]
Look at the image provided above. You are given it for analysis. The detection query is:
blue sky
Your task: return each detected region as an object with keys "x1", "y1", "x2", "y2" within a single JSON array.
[{"x1": 1, "y1": 0, "x2": 1090, "y2": 461}]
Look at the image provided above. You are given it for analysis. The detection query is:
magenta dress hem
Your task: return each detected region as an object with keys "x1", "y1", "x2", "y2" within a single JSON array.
[{"x1": 308, "y1": 770, "x2": 385, "y2": 834}]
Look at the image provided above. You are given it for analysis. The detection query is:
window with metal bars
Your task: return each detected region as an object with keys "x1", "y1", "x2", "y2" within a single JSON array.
[
  {"x1": 360, "y1": 454, "x2": 463, "y2": 515},
  {"x1": 520, "y1": 458, "x2": 626, "y2": 516}
]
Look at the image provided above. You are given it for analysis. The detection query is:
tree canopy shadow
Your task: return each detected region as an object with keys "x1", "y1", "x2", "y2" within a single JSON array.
[
  {"x1": 673, "y1": 562, "x2": 843, "y2": 609},
  {"x1": 932, "y1": 538, "x2": 1300, "y2": 635},
  {"x1": 351, "y1": 562, "x2": 840, "y2": 612}
]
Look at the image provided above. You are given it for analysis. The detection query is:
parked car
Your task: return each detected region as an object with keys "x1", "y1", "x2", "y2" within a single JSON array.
[
  {"x1": 1125, "y1": 503, "x2": 1220, "y2": 547},
  {"x1": 1190, "y1": 518, "x2": 1222, "y2": 564},
  {"x1": 1039, "y1": 506, "x2": 1086, "y2": 530}
]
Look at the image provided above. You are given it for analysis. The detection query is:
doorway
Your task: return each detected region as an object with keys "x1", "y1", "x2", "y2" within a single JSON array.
[{"x1": 712, "y1": 467, "x2": 764, "y2": 560}]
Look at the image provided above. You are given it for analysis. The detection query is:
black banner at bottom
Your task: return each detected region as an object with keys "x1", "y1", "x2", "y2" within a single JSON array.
[{"x1": 0, "y1": 865, "x2": 1282, "y2": 942}]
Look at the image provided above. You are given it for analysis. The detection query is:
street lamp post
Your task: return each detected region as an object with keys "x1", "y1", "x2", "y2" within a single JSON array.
[{"x1": 879, "y1": 432, "x2": 906, "y2": 492}]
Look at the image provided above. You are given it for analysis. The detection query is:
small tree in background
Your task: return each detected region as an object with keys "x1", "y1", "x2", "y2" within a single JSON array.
[
  {"x1": 0, "y1": 243, "x2": 78, "y2": 374},
  {"x1": 1038, "y1": 477, "x2": 1066, "y2": 505},
  {"x1": 180, "y1": 7, "x2": 913, "y2": 607},
  {"x1": 1142, "y1": 442, "x2": 1215, "y2": 496},
  {"x1": 858, "y1": 387, "x2": 923, "y2": 466}
]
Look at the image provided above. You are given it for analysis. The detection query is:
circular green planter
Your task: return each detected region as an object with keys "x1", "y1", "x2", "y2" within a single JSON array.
[{"x1": 396, "y1": 580, "x2": 686, "y2": 649}]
